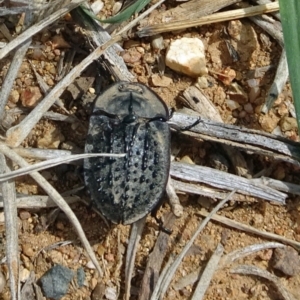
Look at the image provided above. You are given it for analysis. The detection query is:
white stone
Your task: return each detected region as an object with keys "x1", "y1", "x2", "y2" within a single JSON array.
[
  {"x1": 91, "y1": 0, "x2": 104, "y2": 14},
  {"x1": 165, "y1": 37, "x2": 207, "y2": 77}
]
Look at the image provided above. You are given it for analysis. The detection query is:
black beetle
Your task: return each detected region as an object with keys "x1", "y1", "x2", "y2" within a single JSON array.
[{"x1": 84, "y1": 81, "x2": 170, "y2": 225}]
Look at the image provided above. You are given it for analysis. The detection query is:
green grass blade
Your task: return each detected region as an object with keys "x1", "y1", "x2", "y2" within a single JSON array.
[
  {"x1": 81, "y1": 0, "x2": 150, "y2": 24},
  {"x1": 279, "y1": 0, "x2": 300, "y2": 129}
]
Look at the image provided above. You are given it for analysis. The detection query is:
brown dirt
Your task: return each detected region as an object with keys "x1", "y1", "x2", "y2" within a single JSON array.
[{"x1": 0, "y1": 2, "x2": 300, "y2": 300}]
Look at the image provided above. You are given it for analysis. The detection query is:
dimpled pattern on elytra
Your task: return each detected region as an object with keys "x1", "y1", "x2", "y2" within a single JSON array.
[{"x1": 84, "y1": 82, "x2": 170, "y2": 225}]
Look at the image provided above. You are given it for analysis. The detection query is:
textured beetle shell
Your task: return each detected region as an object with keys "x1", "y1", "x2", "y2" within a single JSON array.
[{"x1": 84, "y1": 82, "x2": 170, "y2": 225}]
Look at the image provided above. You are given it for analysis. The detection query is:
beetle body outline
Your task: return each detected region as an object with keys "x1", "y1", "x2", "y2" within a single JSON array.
[{"x1": 84, "y1": 82, "x2": 170, "y2": 224}]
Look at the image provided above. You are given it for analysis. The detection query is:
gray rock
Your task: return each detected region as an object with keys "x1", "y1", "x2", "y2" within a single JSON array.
[
  {"x1": 76, "y1": 267, "x2": 85, "y2": 288},
  {"x1": 272, "y1": 246, "x2": 300, "y2": 276},
  {"x1": 40, "y1": 264, "x2": 74, "y2": 300}
]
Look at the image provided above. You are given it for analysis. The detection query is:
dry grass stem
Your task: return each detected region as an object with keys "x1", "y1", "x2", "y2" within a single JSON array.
[
  {"x1": 139, "y1": 212, "x2": 176, "y2": 300},
  {"x1": 137, "y1": 2, "x2": 279, "y2": 37},
  {"x1": 0, "y1": 151, "x2": 125, "y2": 182},
  {"x1": 262, "y1": 50, "x2": 289, "y2": 113},
  {"x1": 191, "y1": 243, "x2": 224, "y2": 300},
  {"x1": 219, "y1": 242, "x2": 285, "y2": 267},
  {"x1": 198, "y1": 210, "x2": 300, "y2": 251},
  {"x1": 0, "y1": 39, "x2": 31, "y2": 120},
  {"x1": 0, "y1": 154, "x2": 19, "y2": 300},
  {"x1": 0, "y1": 194, "x2": 80, "y2": 208},
  {"x1": 170, "y1": 113, "x2": 300, "y2": 166},
  {"x1": 252, "y1": 176, "x2": 300, "y2": 196},
  {"x1": 125, "y1": 217, "x2": 146, "y2": 300},
  {"x1": 13, "y1": 147, "x2": 72, "y2": 160},
  {"x1": 171, "y1": 162, "x2": 287, "y2": 204},
  {"x1": 230, "y1": 265, "x2": 296, "y2": 300}
]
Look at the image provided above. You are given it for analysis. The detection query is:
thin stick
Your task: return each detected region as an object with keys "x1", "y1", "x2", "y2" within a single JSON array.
[
  {"x1": 137, "y1": 2, "x2": 279, "y2": 37},
  {"x1": 0, "y1": 155, "x2": 19, "y2": 300},
  {"x1": 198, "y1": 210, "x2": 300, "y2": 251},
  {"x1": 0, "y1": 39, "x2": 31, "y2": 120}
]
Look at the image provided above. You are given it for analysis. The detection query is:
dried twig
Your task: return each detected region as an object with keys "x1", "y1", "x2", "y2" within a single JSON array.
[
  {"x1": 171, "y1": 162, "x2": 287, "y2": 204},
  {"x1": 137, "y1": 2, "x2": 279, "y2": 37},
  {"x1": 191, "y1": 243, "x2": 224, "y2": 300},
  {"x1": 170, "y1": 112, "x2": 300, "y2": 166},
  {"x1": 0, "y1": 39, "x2": 31, "y2": 121},
  {"x1": 0, "y1": 194, "x2": 80, "y2": 208},
  {"x1": 139, "y1": 212, "x2": 176, "y2": 300},
  {"x1": 198, "y1": 210, "x2": 300, "y2": 251},
  {"x1": 219, "y1": 242, "x2": 285, "y2": 267},
  {"x1": 230, "y1": 265, "x2": 296, "y2": 300},
  {"x1": 0, "y1": 154, "x2": 19, "y2": 300},
  {"x1": 125, "y1": 217, "x2": 146, "y2": 300},
  {"x1": 0, "y1": 152, "x2": 125, "y2": 182},
  {"x1": 252, "y1": 176, "x2": 300, "y2": 196}
]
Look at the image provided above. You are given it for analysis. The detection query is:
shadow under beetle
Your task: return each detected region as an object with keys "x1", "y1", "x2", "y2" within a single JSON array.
[{"x1": 84, "y1": 81, "x2": 170, "y2": 224}]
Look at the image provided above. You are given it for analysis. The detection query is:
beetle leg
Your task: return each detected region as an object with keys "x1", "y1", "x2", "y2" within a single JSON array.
[
  {"x1": 179, "y1": 117, "x2": 202, "y2": 131},
  {"x1": 166, "y1": 175, "x2": 183, "y2": 217}
]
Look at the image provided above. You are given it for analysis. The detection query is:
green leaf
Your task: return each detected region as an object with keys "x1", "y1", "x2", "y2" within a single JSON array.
[
  {"x1": 81, "y1": 0, "x2": 150, "y2": 24},
  {"x1": 279, "y1": 0, "x2": 300, "y2": 129}
]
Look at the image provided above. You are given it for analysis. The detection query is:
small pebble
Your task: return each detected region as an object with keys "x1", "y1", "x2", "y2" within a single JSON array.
[
  {"x1": 105, "y1": 286, "x2": 117, "y2": 300},
  {"x1": 180, "y1": 155, "x2": 194, "y2": 165},
  {"x1": 272, "y1": 246, "x2": 300, "y2": 276},
  {"x1": 0, "y1": 270, "x2": 6, "y2": 293},
  {"x1": 244, "y1": 103, "x2": 253, "y2": 114},
  {"x1": 76, "y1": 268, "x2": 85, "y2": 288},
  {"x1": 40, "y1": 264, "x2": 74, "y2": 300},
  {"x1": 280, "y1": 116, "x2": 298, "y2": 132},
  {"x1": 86, "y1": 261, "x2": 96, "y2": 269},
  {"x1": 150, "y1": 74, "x2": 172, "y2": 87},
  {"x1": 30, "y1": 48, "x2": 46, "y2": 60},
  {"x1": 151, "y1": 34, "x2": 164, "y2": 50},
  {"x1": 46, "y1": 78, "x2": 55, "y2": 86},
  {"x1": 238, "y1": 110, "x2": 247, "y2": 118},
  {"x1": 22, "y1": 243, "x2": 35, "y2": 257},
  {"x1": 225, "y1": 99, "x2": 240, "y2": 110},
  {"x1": 56, "y1": 221, "x2": 64, "y2": 231},
  {"x1": 196, "y1": 76, "x2": 209, "y2": 89},
  {"x1": 122, "y1": 49, "x2": 141, "y2": 64},
  {"x1": 259, "y1": 112, "x2": 280, "y2": 133},
  {"x1": 105, "y1": 253, "x2": 114, "y2": 262},
  {"x1": 51, "y1": 35, "x2": 70, "y2": 49},
  {"x1": 96, "y1": 244, "x2": 105, "y2": 256},
  {"x1": 92, "y1": 282, "x2": 105, "y2": 300},
  {"x1": 37, "y1": 126, "x2": 65, "y2": 149},
  {"x1": 9, "y1": 90, "x2": 20, "y2": 104},
  {"x1": 165, "y1": 37, "x2": 207, "y2": 77},
  {"x1": 20, "y1": 267, "x2": 30, "y2": 282},
  {"x1": 91, "y1": 0, "x2": 104, "y2": 14},
  {"x1": 19, "y1": 210, "x2": 31, "y2": 220},
  {"x1": 136, "y1": 46, "x2": 145, "y2": 54},
  {"x1": 20, "y1": 86, "x2": 42, "y2": 107}
]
